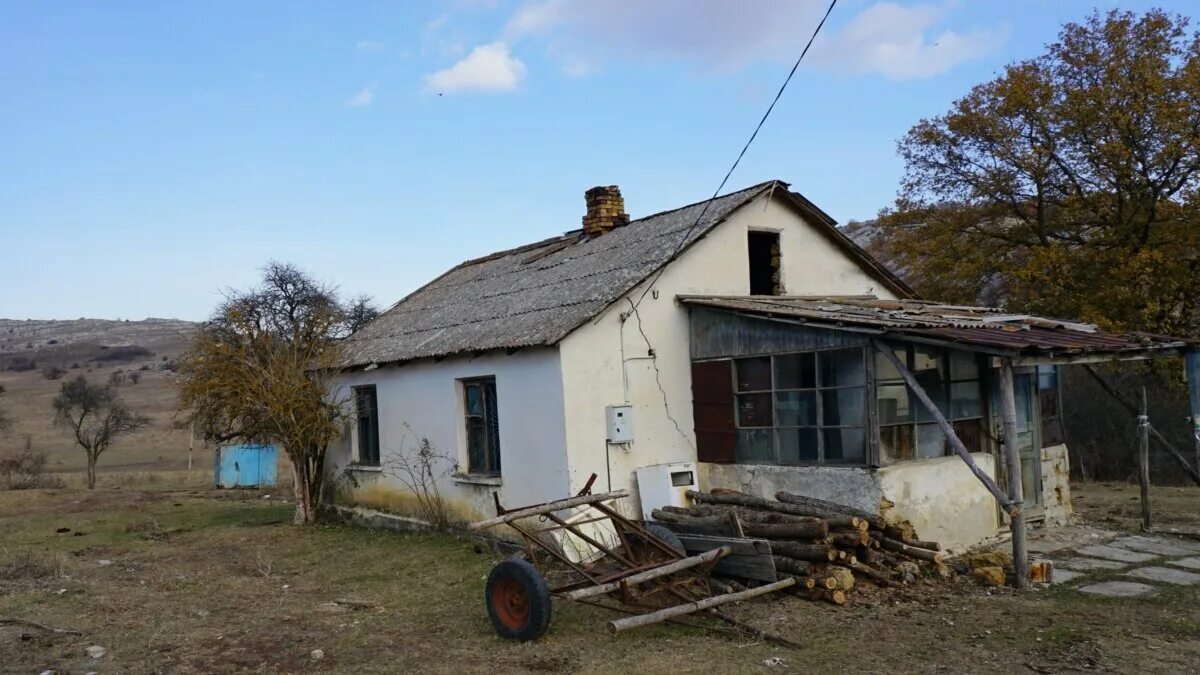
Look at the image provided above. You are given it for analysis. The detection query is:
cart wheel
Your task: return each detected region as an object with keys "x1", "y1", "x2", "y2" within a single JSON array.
[
  {"x1": 485, "y1": 559, "x2": 552, "y2": 641},
  {"x1": 630, "y1": 522, "x2": 686, "y2": 560}
]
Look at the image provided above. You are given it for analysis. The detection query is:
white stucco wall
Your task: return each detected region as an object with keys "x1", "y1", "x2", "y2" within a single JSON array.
[
  {"x1": 876, "y1": 452, "x2": 1000, "y2": 552},
  {"x1": 557, "y1": 191, "x2": 901, "y2": 517},
  {"x1": 327, "y1": 348, "x2": 568, "y2": 525}
]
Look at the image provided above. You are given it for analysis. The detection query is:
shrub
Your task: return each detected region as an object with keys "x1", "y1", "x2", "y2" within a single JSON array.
[
  {"x1": 92, "y1": 345, "x2": 152, "y2": 363},
  {"x1": 41, "y1": 365, "x2": 66, "y2": 380},
  {"x1": 0, "y1": 449, "x2": 63, "y2": 490},
  {"x1": 128, "y1": 371, "x2": 141, "y2": 385}
]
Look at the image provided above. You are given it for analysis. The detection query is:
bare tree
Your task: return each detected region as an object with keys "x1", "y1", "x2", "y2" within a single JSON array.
[
  {"x1": 53, "y1": 376, "x2": 149, "y2": 489},
  {"x1": 343, "y1": 295, "x2": 379, "y2": 335},
  {"x1": 178, "y1": 261, "x2": 361, "y2": 524}
]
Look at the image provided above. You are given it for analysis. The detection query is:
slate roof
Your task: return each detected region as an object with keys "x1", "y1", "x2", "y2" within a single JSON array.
[
  {"x1": 679, "y1": 296, "x2": 1195, "y2": 362},
  {"x1": 341, "y1": 180, "x2": 913, "y2": 367}
]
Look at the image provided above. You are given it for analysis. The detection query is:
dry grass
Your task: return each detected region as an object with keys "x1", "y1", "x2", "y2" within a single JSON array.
[{"x1": 1, "y1": 484, "x2": 1198, "y2": 673}]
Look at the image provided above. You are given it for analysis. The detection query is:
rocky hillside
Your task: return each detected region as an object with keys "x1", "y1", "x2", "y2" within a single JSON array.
[{"x1": 0, "y1": 318, "x2": 205, "y2": 475}]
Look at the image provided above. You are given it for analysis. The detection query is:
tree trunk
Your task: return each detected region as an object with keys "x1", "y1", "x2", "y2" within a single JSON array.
[
  {"x1": 86, "y1": 453, "x2": 97, "y2": 490},
  {"x1": 291, "y1": 453, "x2": 321, "y2": 525}
]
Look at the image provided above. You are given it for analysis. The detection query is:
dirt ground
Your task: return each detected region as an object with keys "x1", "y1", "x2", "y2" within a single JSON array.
[{"x1": 2, "y1": 479, "x2": 1199, "y2": 674}]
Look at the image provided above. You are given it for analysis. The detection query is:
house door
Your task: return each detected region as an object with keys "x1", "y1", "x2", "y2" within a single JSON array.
[{"x1": 992, "y1": 372, "x2": 1043, "y2": 518}]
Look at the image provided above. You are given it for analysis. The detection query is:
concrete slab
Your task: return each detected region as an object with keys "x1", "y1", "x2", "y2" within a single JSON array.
[
  {"x1": 1110, "y1": 535, "x2": 1200, "y2": 557},
  {"x1": 1077, "y1": 581, "x2": 1158, "y2": 598},
  {"x1": 1166, "y1": 557, "x2": 1200, "y2": 571},
  {"x1": 1075, "y1": 544, "x2": 1158, "y2": 564},
  {"x1": 1125, "y1": 566, "x2": 1200, "y2": 586},
  {"x1": 1051, "y1": 557, "x2": 1127, "y2": 571},
  {"x1": 1050, "y1": 568, "x2": 1085, "y2": 584}
]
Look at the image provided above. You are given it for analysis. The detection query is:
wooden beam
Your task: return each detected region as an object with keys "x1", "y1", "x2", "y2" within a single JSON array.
[
  {"x1": 560, "y1": 546, "x2": 732, "y2": 601},
  {"x1": 998, "y1": 358, "x2": 1030, "y2": 590},
  {"x1": 1082, "y1": 365, "x2": 1200, "y2": 487},
  {"x1": 1139, "y1": 387, "x2": 1152, "y2": 531},
  {"x1": 467, "y1": 490, "x2": 630, "y2": 531},
  {"x1": 871, "y1": 342, "x2": 1018, "y2": 515},
  {"x1": 606, "y1": 578, "x2": 796, "y2": 633}
]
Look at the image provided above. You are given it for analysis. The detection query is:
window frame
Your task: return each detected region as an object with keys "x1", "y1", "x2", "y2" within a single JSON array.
[
  {"x1": 875, "y1": 345, "x2": 987, "y2": 462},
  {"x1": 352, "y1": 384, "x2": 380, "y2": 466},
  {"x1": 461, "y1": 376, "x2": 501, "y2": 476},
  {"x1": 731, "y1": 347, "x2": 870, "y2": 466}
]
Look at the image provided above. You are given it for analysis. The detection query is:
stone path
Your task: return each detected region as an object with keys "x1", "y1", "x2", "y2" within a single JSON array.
[{"x1": 1045, "y1": 534, "x2": 1200, "y2": 597}]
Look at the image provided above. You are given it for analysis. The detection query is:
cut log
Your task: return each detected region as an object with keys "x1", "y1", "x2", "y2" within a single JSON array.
[
  {"x1": 607, "y1": 578, "x2": 796, "y2": 633},
  {"x1": 898, "y1": 538, "x2": 940, "y2": 552},
  {"x1": 883, "y1": 524, "x2": 919, "y2": 541},
  {"x1": 774, "y1": 491, "x2": 885, "y2": 530},
  {"x1": 829, "y1": 531, "x2": 868, "y2": 548},
  {"x1": 742, "y1": 520, "x2": 828, "y2": 540},
  {"x1": 688, "y1": 490, "x2": 855, "y2": 523},
  {"x1": 828, "y1": 567, "x2": 856, "y2": 591},
  {"x1": 771, "y1": 556, "x2": 812, "y2": 576},
  {"x1": 837, "y1": 560, "x2": 892, "y2": 587},
  {"x1": 881, "y1": 537, "x2": 945, "y2": 563},
  {"x1": 651, "y1": 510, "x2": 744, "y2": 538},
  {"x1": 781, "y1": 574, "x2": 817, "y2": 591},
  {"x1": 468, "y1": 490, "x2": 630, "y2": 531},
  {"x1": 769, "y1": 540, "x2": 836, "y2": 562},
  {"x1": 684, "y1": 504, "x2": 824, "y2": 525},
  {"x1": 792, "y1": 589, "x2": 846, "y2": 606}
]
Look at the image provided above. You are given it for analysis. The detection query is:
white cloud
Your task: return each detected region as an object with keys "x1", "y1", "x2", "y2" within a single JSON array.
[
  {"x1": 498, "y1": 0, "x2": 1004, "y2": 79},
  {"x1": 348, "y1": 85, "x2": 375, "y2": 107},
  {"x1": 425, "y1": 42, "x2": 526, "y2": 94},
  {"x1": 356, "y1": 39, "x2": 386, "y2": 52}
]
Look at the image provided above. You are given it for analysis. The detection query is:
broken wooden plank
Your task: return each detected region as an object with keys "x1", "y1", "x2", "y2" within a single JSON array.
[
  {"x1": 560, "y1": 546, "x2": 732, "y2": 601},
  {"x1": 673, "y1": 533, "x2": 777, "y2": 582},
  {"x1": 607, "y1": 578, "x2": 796, "y2": 633},
  {"x1": 467, "y1": 490, "x2": 629, "y2": 531}
]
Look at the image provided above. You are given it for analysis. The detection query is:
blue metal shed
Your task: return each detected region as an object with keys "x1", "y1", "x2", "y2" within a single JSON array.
[{"x1": 214, "y1": 444, "x2": 278, "y2": 488}]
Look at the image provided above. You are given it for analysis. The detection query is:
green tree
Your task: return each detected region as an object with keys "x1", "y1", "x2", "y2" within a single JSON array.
[
  {"x1": 876, "y1": 9, "x2": 1200, "y2": 336},
  {"x1": 53, "y1": 376, "x2": 150, "y2": 489},
  {"x1": 177, "y1": 262, "x2": 368, "y2": 524}
]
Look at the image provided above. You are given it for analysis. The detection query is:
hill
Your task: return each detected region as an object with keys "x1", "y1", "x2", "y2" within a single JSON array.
[{"x1": 0, "y1": 318, "x2": 207, "y2": 475}]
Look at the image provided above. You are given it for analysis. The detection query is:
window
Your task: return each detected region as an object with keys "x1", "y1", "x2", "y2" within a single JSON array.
[
  {"x1": 732, "y1": 348, "x2": 867, "y2": 465},
  {"x1": 748, "y1": 231, "x2": 781, "y2": 295},
  {"x1": 353, "y1": 385, "x2": 380, "y2": 466},
  {"x1": 463, "y1": 377, "x2": 501, "y2": 475},
  {"x1": 876, "y1": 346, "x2": 984, "y2": 462},
  {"x1": 1038, "y1": 365, "x2": 1065, "y2": 446}
]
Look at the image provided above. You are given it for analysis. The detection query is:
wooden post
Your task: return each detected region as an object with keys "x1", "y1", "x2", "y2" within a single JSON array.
[
  {"x1": 1139, "y1": 387, "x2": 1152, "y2": 531},
  {"x1": 188, "y1": 422, "x2": 195, "y2": 473},
  {"x1": 872, "y1": 342, "x2": 1018, "y2": 515},
  {"x1": 998, "y1": 358, "x2": 1030, "y2": 590}
]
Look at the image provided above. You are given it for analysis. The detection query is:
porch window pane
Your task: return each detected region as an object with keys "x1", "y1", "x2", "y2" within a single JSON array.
[
  {"x1": 820, "y1": 348, "x2": 866, "y2": 387},
  {"x1": 877, "y1": 384, "x2": 910, "y2": 425},
  {"x1": 736, "y1": 393, "x2": 773, "y2": 427},
  {"x1": 736, "y1": 429, "x2": 776, "y2": 463},
  {"x1": 778, "y1": 428, "x2": 818, "y2": 463},
  {"x1": 465, "y1": 382, "x2": 482, "y2": 415},
  {"x1": 775, "y1": 390, "x2": 817, "y2": 427},
  {"x1": 949, "y1": 381, "x2": 983, "y2": 419},
  {"x1": 916, "y1": 423, "x2": 946, "y2": 458},
  {"x1": 821, "y1": 387, "x2": 865, "y2": 426},
  {"x1": 874, "y1": 346, "x2": 905, "y2": 380},
  {"x1": 949, "y1": 351, "x2": 980, "y2": 380},
  {"x1": 913, "y1": 380, "x2": 946, "y2": 423},
  {"x1": 735, "y1": 357, "x2": 772, "y2": 392},
  {"x1": 774, "y1": 353, "x2": 816, "y2": 389},
  {"x1": 467, "y1": 417, "x2": 487, "y2": 471},
  {"x1": 880, "y1": 424, "x2": 914, "y2": 461},
  {"x1": 823, "y1": 428, "x2": 866, "y2": 463},
  {"x1": 952, "y1": 418, "x2": 983, "y2": 453}
]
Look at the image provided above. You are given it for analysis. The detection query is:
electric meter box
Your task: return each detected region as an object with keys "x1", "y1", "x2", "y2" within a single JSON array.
[
  {"x1": 605, "y1": 404, "x2": 634, "y2": 443},
  {"x1": 635, "y1": 462, "x2": 700, "y2": 520}
]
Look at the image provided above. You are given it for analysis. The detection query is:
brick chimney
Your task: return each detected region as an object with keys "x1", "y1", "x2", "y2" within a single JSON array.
[{"x1": 582, "y1": 186, "x2": 629, "y2": 236}]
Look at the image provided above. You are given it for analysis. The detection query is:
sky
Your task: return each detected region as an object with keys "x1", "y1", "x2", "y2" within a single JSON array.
[{"x1": 1, "y1": 0, "x2": 1193, "y2": 321}]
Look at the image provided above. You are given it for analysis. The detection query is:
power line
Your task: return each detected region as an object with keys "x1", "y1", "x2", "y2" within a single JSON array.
[{"x1": 631, "y1": 0, "x2": 839, "y2": 309}]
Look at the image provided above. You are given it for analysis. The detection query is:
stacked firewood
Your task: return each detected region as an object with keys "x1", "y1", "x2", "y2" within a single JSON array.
[{"x1": 650, "y1": 489, "x2": 945, "y2": 606}]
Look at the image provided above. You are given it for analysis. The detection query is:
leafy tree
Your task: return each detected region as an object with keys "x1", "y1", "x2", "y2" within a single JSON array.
[
  {"x1": 178, "y1": 262, "x2": 365, "y2": 524},
  {"x1": 52, "y1": 376, "x2": 149, "y2": 489},
  {"x1": 876, "y1": 9, "x2": 1200, "y2": 336}
]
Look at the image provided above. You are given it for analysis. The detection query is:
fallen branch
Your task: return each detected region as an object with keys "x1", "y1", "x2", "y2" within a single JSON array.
[{"x1": 0, "y1": 617, "x2": 83, "y2": 636}]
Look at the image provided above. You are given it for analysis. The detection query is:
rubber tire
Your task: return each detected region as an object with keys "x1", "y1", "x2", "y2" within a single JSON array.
[
  {"x1": 636, "y1": 522, "x2": 686, "y2": 557},
  {"x1": 485, "y1": 559, "x2": 552, "y2": 641}
]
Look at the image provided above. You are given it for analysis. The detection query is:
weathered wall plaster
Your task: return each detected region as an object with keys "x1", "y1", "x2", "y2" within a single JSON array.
[{"x1": 876, "y1": 452, "x2": 1000, "y2": 552}]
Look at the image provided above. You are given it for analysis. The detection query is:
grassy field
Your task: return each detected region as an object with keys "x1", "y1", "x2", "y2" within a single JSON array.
[{"x1": 2, "y1": 479, "x2": 1199, "y2": 674}]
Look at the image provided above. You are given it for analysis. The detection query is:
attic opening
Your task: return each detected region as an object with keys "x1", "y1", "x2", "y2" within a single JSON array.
[{"x1": 748, "y1": 230, "x2": 781, "y2": 295}]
